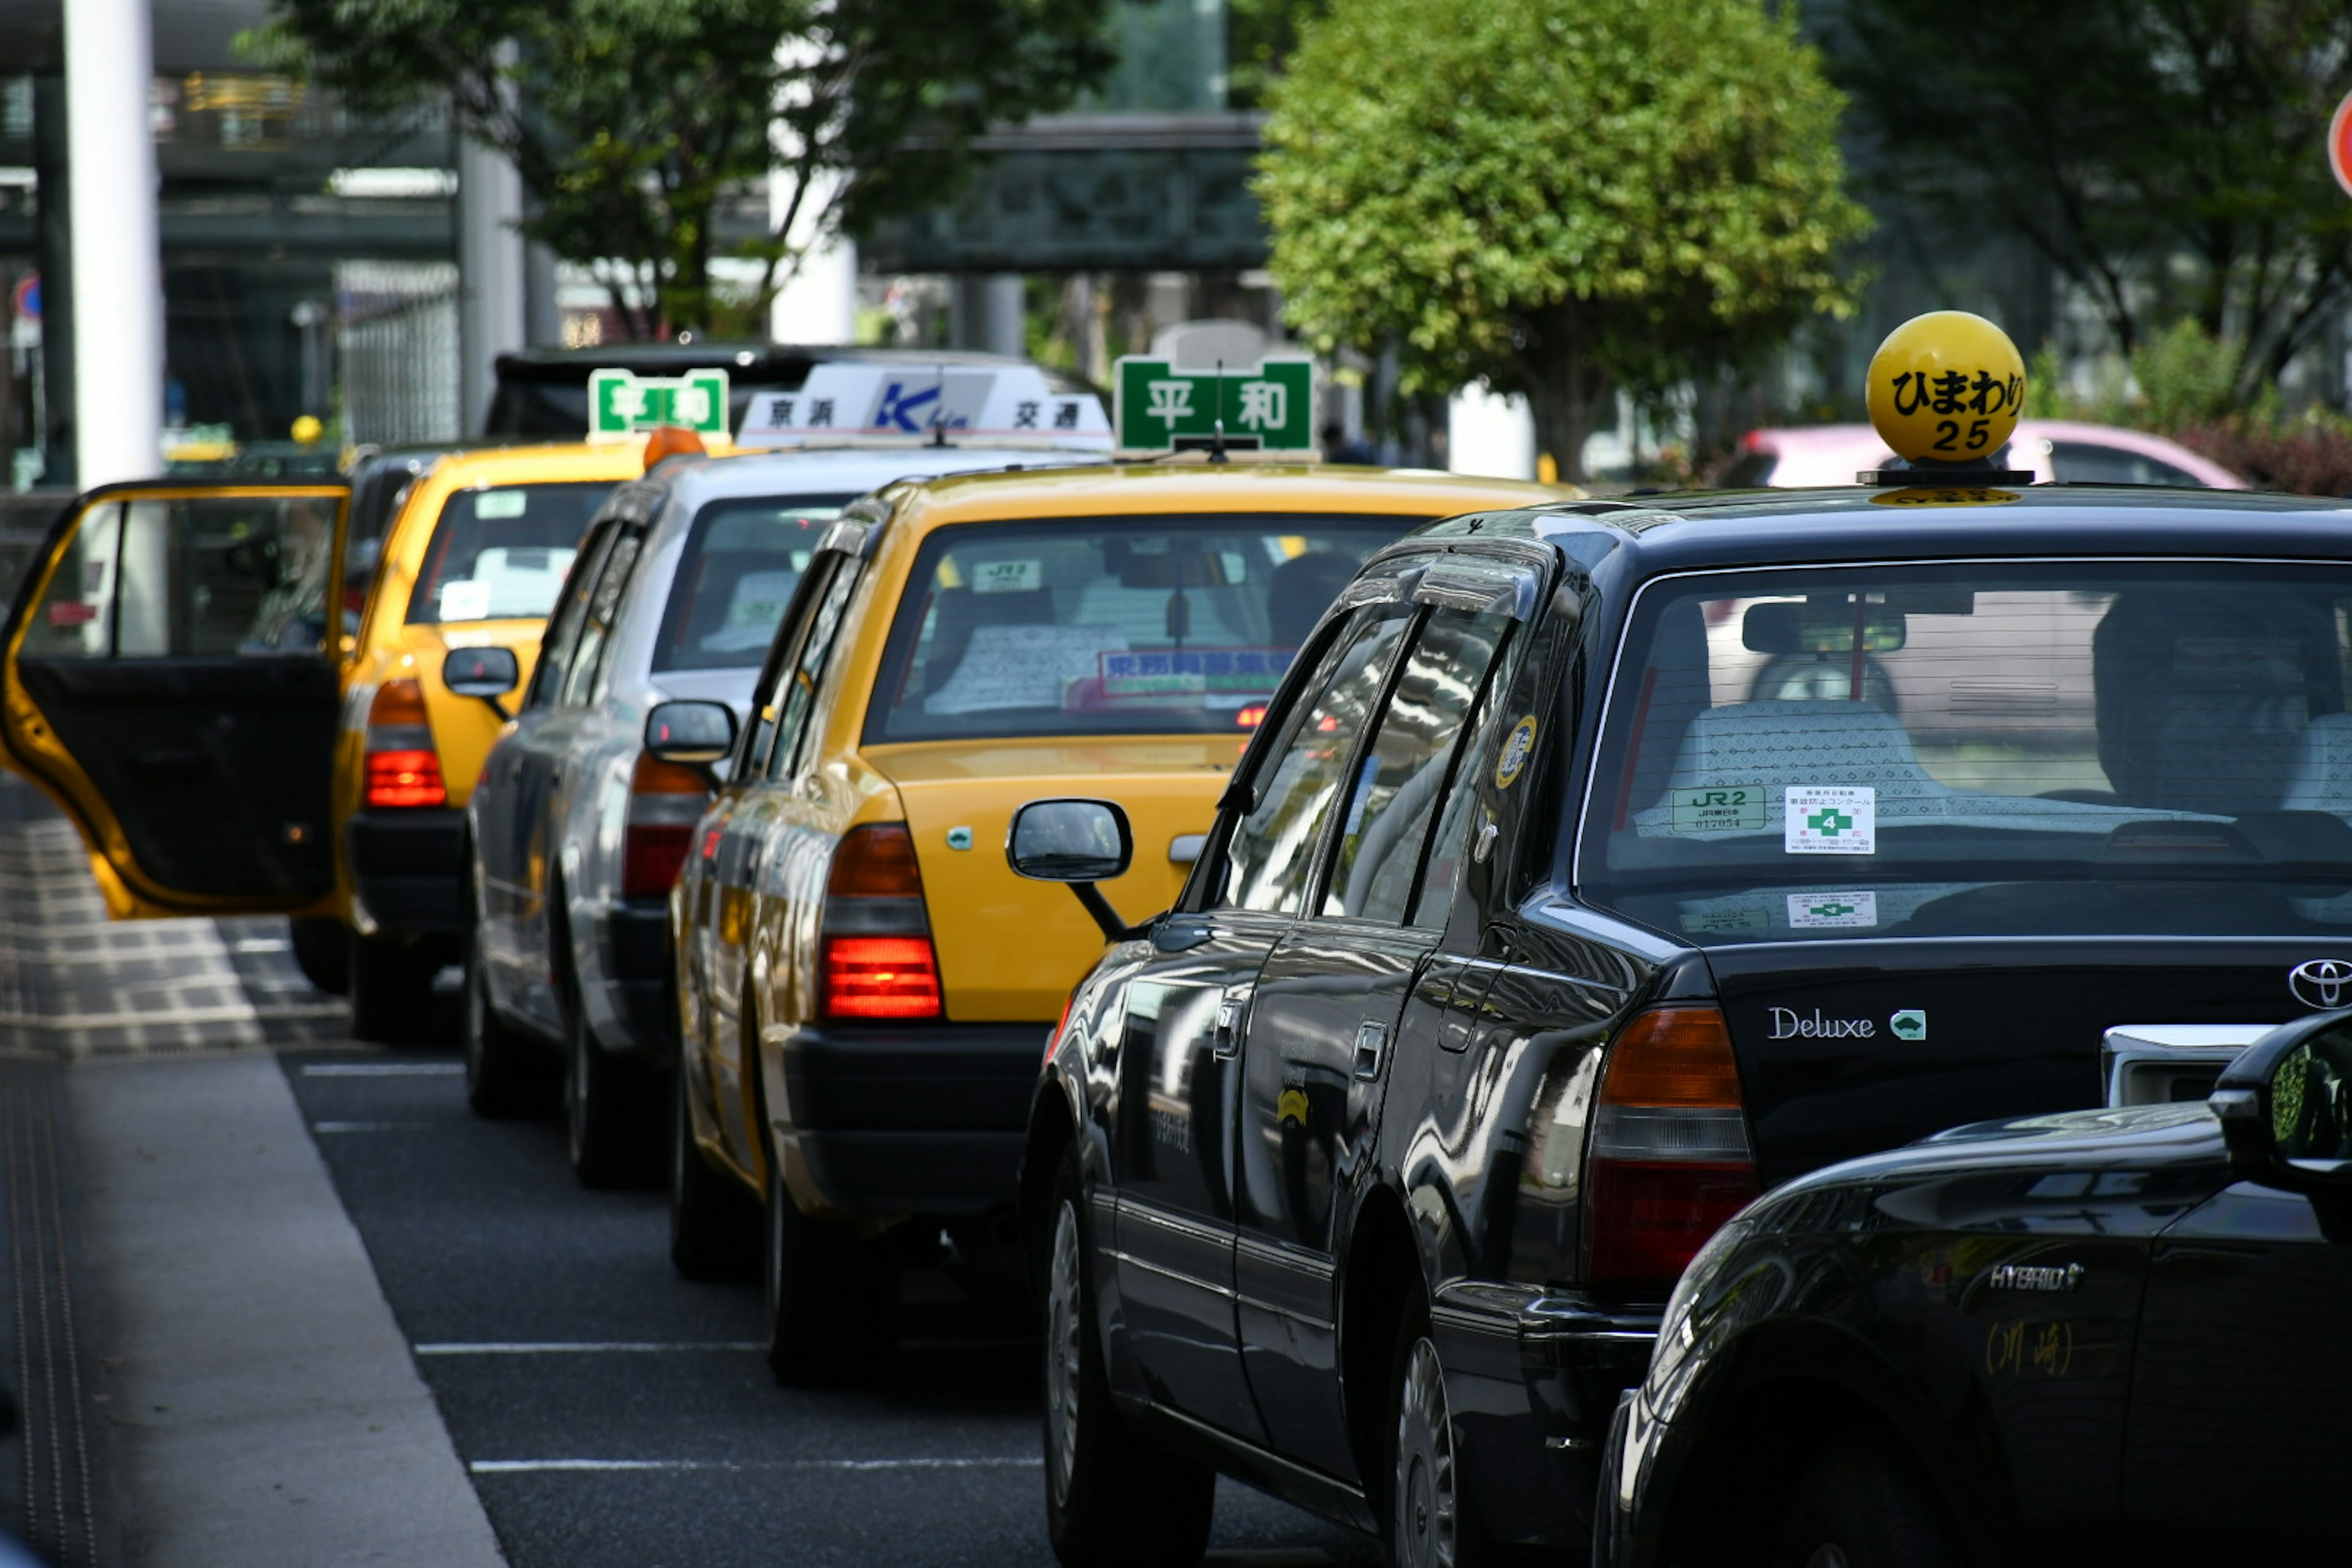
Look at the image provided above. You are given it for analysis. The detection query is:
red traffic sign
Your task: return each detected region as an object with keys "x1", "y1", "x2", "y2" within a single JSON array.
[{"x1": 2333, "y1": 88, "x2": 2352, "y2": 198}]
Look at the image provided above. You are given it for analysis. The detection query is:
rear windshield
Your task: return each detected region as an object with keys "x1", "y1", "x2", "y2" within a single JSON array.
[
  {"x1": 407, "y1": 481, "x2": 615, "y2": 625},
  {"x1": 1580, "y1": 561, "x2": 2352, "y2": 943},
  {"x1": 652, "y1": 493, "x2": 854, "y2": 672},
  {"x1": 864, "y1": 513, "x2": 1409, "y2": 743}
]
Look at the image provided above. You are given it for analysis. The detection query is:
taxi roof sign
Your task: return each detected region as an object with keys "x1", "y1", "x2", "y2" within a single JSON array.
[
  {"x1": 1860, "y1": 312, "x2": 2032, "y2": 484},
  {"x1": 1114, "y1": 357, "x2": 1315, "y2": 454},
  {"x1": 733, "y1": 364, "x2": 1112, "y2": 451},
  {"x1": 589, "y1": 368, "x2": 729, "y2": 443}
]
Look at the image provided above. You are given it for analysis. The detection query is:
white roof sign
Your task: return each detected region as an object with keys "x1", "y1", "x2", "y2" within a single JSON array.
[{"x1": 734, "y1": 364, "x2": 1112, "y2": 451}]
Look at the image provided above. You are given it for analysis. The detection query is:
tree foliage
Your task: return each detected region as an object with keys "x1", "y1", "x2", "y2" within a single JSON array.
[
  {"x1": 244, "y1": 0, "x2": 1113, "y2": 336},
  {"x1": 1833, "y1": 0, "x2": 2352, "y2": 398},
  {"x1": 1254, "y1": 0, "x2": 1869, "y2": 480}
]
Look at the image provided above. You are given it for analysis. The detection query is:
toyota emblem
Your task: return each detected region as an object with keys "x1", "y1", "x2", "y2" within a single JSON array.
[{"x1": 2288, "y1": 959, "x2": 2352, "y2": 1009}]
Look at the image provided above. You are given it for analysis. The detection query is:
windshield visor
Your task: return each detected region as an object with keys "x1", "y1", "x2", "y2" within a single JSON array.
[
  {"x1": 864, "y1": 514, "x2": 1408, "y2": 743},
  {"x1": 1580, "y1": 561, "x2": 2352, "y2": 943},
  {"x1": 653, "y1": 494, "x2": 853, "y2": 671},
  {"x1": 407, "y1": 481, "x2": 616, "y2": 625}
]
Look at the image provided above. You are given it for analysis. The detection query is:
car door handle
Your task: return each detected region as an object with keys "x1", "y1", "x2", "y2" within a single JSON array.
[{"x1": 1353, "y1": 1020, "x2": 1389, "y2": 1081}]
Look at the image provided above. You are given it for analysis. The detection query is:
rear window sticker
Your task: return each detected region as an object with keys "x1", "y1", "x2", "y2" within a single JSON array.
[
  {"x1": 1672, "y1": 785, "x2": 1766, "y2": 834},
  {"x1": 475, "y1": 489, "x2": 527, "y2": 519},
  {"x1": 1680, "y1": 906, "x2": 1771, "y2": 935},
  {"x1": 437, "y1": 579, "x2": 493, "y2": 622},
  {"x1": 970, "y1": 558, "x2": 1043, "y2": 594},
  {"x1": 1889, "y1": 1008, "x2": 1927, "y2": 1040},
  {"x1": 1494, "y1": 715, "x2": 1539, "y2": 789},
  {"x1": 1787, "y1": 891, "x2": 1878, "y2": 929},
  {"x1": 1786, "y1": 785, "x2": 1875, "y2": 854}
]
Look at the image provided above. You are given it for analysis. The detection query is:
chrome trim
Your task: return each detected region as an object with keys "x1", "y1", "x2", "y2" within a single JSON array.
[
  {"x1": 1115, "y1": 1196, "x2": 1232, "y2": 1250},
  {"x1": 1107, "y1": 1248, "x2": 1235, "y2": 1298}
]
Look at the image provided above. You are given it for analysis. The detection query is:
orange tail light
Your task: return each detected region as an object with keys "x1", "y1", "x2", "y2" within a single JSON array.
[
  {"x1": 363, "y1": 679, "x2": 447, "y2": 808},
  {"x1": 1584, "y1": 1006, "x2": 1759, "y2": 1286},
  {"x1": 820, "y1": 824, "x2": 939, "y2": 1020}
]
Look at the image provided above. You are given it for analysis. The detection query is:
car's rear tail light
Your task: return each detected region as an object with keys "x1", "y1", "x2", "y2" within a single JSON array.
[
  {"x1": 821, "y1": 824, "x2": 940, "y2": 1020},
  {"x1": 363, "y1": 679, "x2": 446, "y2": 808},
  {"x1": 1584, "y1": 1006, "x2": 1759, "y2": 1287},
  {"x1": 622, "y1": 751, "x2": 709, "y2": 897}
]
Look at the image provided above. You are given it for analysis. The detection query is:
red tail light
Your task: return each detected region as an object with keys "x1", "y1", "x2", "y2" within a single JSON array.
[
  {"x1": 820, "y1": 824, "x2": 940, "y2": 1021},
  {"x1": 823, "y1": 937, "x2": 941, "y2": 1019},
  {"x1": 363, "y1": 679, "x2": 446, "y2": 808},
  {"x1": 622, "y1": 752, "x2": 708, "y2": 897},
  {"x1": 1583, "y1": 1006, "x2": 1758, "y2": 1287}
]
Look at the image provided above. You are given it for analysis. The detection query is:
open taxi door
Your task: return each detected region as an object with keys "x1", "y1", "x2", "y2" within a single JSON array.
[{"x1": 0, "y1": 478, "x2": 351, "y2": 918}]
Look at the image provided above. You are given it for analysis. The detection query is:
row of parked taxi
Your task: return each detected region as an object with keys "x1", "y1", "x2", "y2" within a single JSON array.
[{"x1": 4, "y1": 318, "x2": 2350, "y2": 1568}]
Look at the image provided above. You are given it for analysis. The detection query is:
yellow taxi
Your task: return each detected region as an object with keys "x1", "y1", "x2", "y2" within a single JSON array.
[
  {"x1": 663, "y1": 460, "x2": 1570, "y2": 1383},
  {"x1": 0, "y1": 441, "x2": 647, "y2": 1039}
]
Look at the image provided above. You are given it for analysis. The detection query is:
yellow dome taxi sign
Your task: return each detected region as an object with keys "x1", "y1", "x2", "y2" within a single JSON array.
[{"x1": 1861, "y1": 311, "x2": 2032, "y2": 485}]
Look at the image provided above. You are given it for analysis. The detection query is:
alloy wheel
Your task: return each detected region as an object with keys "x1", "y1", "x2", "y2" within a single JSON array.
[
  {"x1": 1394, "y1": 1335, "x2": 1459, "y2": 1568},
  {"x1": 1045, "y1": 1199, "x2": 1084, "y2": 1505}
]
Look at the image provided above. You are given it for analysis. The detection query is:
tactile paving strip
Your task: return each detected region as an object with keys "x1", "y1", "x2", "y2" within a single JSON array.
[{"x1": 0, "y1": 1054, "x2": 97, "y2": 1567}]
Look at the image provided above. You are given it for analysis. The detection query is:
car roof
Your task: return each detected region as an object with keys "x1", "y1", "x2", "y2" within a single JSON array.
[
  {"x1": 1746, "y1": 420, "x2": 2245, "y2": 489},
  {"x1": 417, "y1": 443, "x2": 649, "y2": 487},
  {"x1": 1436, "y1": 485, "x2": 2352, "y2": 580},
  {"x1": 880, "y1": 462, "x2": 1572, "y2": 535},
  {"x1": 643, "y1": 444, "x2": 1100, "y2": 513}
]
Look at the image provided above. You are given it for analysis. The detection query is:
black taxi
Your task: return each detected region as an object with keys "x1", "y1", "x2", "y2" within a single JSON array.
[
  {"x1": 1596, "y1": 1009, "x2": 2352, "y2": 1568},
  {"x1": 1006, "y1": 441, "x2": 2352, "y2": 1561}
]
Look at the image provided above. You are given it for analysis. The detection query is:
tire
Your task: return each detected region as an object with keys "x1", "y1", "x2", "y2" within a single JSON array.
[
  {"x1": 761, "y1": 1154, "x2": 899, "y2": 1387},
  {"x1": 668, "y1": 1065, "x2": 757, "y2": 1282},
  {"x1": 1771, "y1": 1443, "x2": 1949, "y2": 1568},
  {"x1": 287, "y1": 917, "x2": 350, "y2": 995},
  {"x1": 1041, "y1": 1155, "x2": 1214, "y2": 1568},
  {"x1": 349, "y1": 930, "x2": 440, "y2": 1043},
  {"x1": 564, "y1": 992, "x2": 658, "y2": 1188},
  {"x1": 1388, "y1": 1314, "x2": 1499, "y2": 1568},
  {"x1": 464, "y1": 924, "x2": 549, "y2": 1118}
]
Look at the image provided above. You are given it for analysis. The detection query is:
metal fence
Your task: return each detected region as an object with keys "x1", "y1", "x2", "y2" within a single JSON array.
[
  {"x1": 337, "y1": 261, "x2": 461, "y2": 448},
  {"x1": 0, "y1": 490, "x2": 69, "y2": 608}
]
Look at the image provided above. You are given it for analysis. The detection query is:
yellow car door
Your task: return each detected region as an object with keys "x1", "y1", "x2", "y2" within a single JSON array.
[{"x1": 0, "y1": 478, "x2": 351, "y2": 919}]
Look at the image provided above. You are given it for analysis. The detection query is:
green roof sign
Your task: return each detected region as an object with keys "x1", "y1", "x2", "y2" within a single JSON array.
[
  {"x1": 587, "y1": 368, "x2": 730, "y2": 442},
  {"x1": 1112, "y1": 357, "x2": 1314, "y2": 453}
]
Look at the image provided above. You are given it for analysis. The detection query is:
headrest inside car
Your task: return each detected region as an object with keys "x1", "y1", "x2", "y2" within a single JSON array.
[{"x1": 1742, "y1": 600, "x2": 1909, "y2": 655}]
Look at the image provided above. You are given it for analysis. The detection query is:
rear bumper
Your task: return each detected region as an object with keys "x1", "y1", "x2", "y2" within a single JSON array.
[
  {"x1": 774, "y1": 1020, "x2": 1049, "y2": 1218},
  {"x1": 1430, "y1": 1281, "x2": 1662, "y2": 1554},
  {"x1": 347, "y1": 809, "x2": 467, "y2": 936},
  {"x1": 585, "y1": 896, "x2": 673, "y2": 1058}
]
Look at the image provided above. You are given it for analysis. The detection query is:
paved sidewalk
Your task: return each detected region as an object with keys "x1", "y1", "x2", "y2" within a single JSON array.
[{"x1": 70, "y1": 1051, "x2": 505, "y2": 1567}]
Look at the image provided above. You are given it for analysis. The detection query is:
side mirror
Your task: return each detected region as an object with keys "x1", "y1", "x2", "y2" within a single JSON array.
[
  {"x1": 1008, "y1": 798, "x2": 1146, "y2": 943},
  {"x1": 644, "y1": 699, "x2": 737, "y2": 767},
  {"x1": 2212, "y1": 1011, "x2": 2352, "y2": 1234},
  {"x1": 443, "y1": 646, "x2": 520, "y2": 719}
]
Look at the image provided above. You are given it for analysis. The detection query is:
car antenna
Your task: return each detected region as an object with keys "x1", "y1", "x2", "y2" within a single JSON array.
[
  {"x1": 929, "y1": 363, "x2": 948, "y2": 447},
  {"x1": 1209, "y1": 360, "x2": 1229, "y2": 464}
]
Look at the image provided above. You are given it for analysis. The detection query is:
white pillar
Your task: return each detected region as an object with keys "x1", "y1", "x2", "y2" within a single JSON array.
[
  {"x1": 951, "y1": 274, "x2": 1025, "y2": 358},
  {"x1": 457, "y1": 135, "x2": 526, "y2": 435},
  {"x1": 1447, "y1": 385, "x2": 1537, "y2": 480},
  {"x1": 65, "y1": 0, "x2": 164, "y2": 486},
  {"x1": 769, "y1": 168, "x2": 857, "y2": 344}
]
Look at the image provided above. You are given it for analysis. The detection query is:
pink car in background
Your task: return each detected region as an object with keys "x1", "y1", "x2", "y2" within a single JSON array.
[{"x1": 1721, "y1": 419, "x2": 2247, "y2": 489}]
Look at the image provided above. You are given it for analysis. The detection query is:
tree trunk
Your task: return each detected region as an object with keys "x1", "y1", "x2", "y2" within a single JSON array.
[{"x1": 1517, "y1": 307, "x2": 1612, "y2": 488}]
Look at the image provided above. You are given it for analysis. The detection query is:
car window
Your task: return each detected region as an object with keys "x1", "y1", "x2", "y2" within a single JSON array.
[
  {"x1": 2048, "y1": 441, "x2": 2203, "y2": 487},
  {"x1": 407, "y1": 481, "x2": 616, "y2": 625},
  {"x1": 524, "y1": 524, "x2": 618, "y2": 712},
  {"x1": 1221, "y1": 605, "x2": 1414, "y2": 914},
  {"x1": 559, "y1": 532, "x2": 643, "y2": 708},
  {"x1": 24, "y1": 494, "x2": 342, "y2": 658},
  {"x1": 2274, "y1": 1024, "x2": 2352, "y2": 1164},
  {"x1": 768, "y1": 556, "x2": 862, "y2": 779},
  {"x1": 652, "y1": 493, "x2": 855, "y2": 673},
  {"x1": 1581, "y1": 562, "x2": 2352, "y2": 943},
  {"x1": 1323, "y1": 609, "x2": 1514, "y2": 925},
  {"x1": 864, "y1": 513, "x2": 1406, "y2": 745}
]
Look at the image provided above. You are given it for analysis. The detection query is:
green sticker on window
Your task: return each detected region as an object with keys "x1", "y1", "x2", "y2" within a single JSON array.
[{"x1": 1671, "y1": 785, "x2": 1766, "y2": 833}]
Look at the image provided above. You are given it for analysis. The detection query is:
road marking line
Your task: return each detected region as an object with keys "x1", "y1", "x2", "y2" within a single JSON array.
[
  {"x1": 416, "y1": 1341, "x2": 765, "y2": 1355},
  {"x1": 303, "y1": 1063, "x2": 465, "y2": 1077},
  {"x1": 468, "y1": 1457, "x2": 1042, "y2": 1475},
  {"x1": 228, "y1": 938, "x2": 292, "y2": 953},
  {"x1": 311, "y1": 1121, "x2": 421, "y2": 1133}
]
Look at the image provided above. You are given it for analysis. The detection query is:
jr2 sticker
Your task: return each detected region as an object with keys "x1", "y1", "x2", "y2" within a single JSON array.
[
  {"x1": 1785, "y1": 785, "x2": 1876, "y2": 854},
  {"x1": 1672, "y1": 785, "x2": 1766, "y2": 834},
  {"x1": 1494, "y1": 715, "x2": 1538, "y2": 790},
  {"x1": 1787, "y1": 891, "x2": 1878, "y2": 929}
]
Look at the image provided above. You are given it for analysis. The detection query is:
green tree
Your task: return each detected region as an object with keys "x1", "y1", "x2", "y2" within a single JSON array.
[
  {"x1": 245, "y1": 0, "x2": 1113, "y2": 337},
  {"x1": 1254, "y1": 0, "x2": 1869, "y2": 482},
  {"x1": 1834, "y1": 0, "x2": 2352, "y2": 398}
]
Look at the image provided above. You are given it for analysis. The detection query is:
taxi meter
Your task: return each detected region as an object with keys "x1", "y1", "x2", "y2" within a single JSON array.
[{"x1": 1859, "y1": 310, "x2": 2033, "y2": 486}]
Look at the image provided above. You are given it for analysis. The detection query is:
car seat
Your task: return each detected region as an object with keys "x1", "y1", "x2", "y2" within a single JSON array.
[{"x1": 1268, "y1": 552, "x2": 1362, "y2": 649}]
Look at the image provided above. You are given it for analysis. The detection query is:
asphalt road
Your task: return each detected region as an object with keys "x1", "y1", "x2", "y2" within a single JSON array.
[{"x1": 279, "y1": 1047, "x2": 1382, "y2": 1568}]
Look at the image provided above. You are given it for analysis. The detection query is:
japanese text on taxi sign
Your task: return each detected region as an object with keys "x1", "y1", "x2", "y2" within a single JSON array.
[
  {"x1": 588, "y1": 368, "x2": 729, "y2": 442},
  {"x1": 1113, "y1": 358, "x2": 1314, "y2": 452}
]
